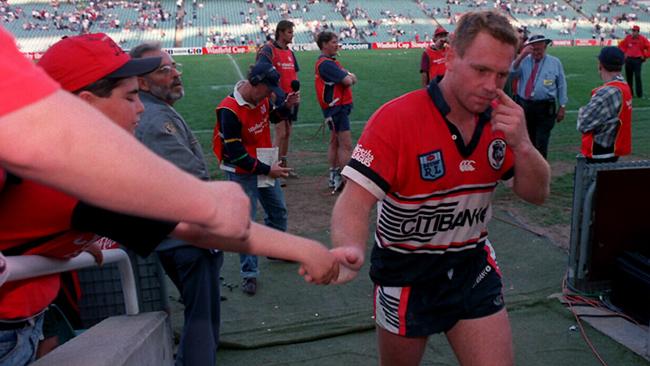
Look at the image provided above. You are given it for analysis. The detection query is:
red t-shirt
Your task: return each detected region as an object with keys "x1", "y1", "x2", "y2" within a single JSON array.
[{"x1": 0, "y1": 27, "x2": 59, "y2": 117}]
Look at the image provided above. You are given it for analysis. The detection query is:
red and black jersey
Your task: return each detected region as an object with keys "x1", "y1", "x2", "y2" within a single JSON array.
[
  {"x1": 214, "y1": 95, "x2": 272, "y2": 174},
  {"x1": 342, "y1": 82, "x2": 515, "y2": 286},
  {"x1": 422, "y1": 46, "x2": 447, "y2": 82},
  {"x1": 314, "y1": 55, "x2": 353, "y2": 110},
  {"x1": 581, "y1": 80, "x2": 632, "y2": 159}
]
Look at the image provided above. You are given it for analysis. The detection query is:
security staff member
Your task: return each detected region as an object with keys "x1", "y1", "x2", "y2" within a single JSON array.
[
  {"x1": 511, "y1": 34, "x2": 568, "y2": 159},
  {"x1": 618, "y1": 25, "x2": 650, "y2": 98}
]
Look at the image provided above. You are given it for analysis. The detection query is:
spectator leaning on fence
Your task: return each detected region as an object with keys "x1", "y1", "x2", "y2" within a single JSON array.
[
  {"x1": 130, "y1": 42, "x2": 223, "y2": 366},
  {"x1": 0, "y1": 33, "x2": 166, "y2": 366}
]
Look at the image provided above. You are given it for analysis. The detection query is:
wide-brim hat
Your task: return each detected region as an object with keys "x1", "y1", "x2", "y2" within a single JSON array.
[
  {"x1": 524, "y1": 34, "x2": 552, "y2": 47},
  {"x1": 38, "y1": 33, "x2": 161, "y2": 92}
]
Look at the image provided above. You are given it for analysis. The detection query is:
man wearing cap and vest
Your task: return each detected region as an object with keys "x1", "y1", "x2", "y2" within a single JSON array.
[
  {"x1": 213, "y1": 63, "x2": 299, "y2": 296},
  {"x1": 420, "y1": 26, "x2": 449, "y2": 87},
  {"x1": 618, "y1": 25, "x2": 650, "y2": 98},
  {"x1": 315, "y1": 31, "x2": 356, "y2": 192},
  {"x1": 511, "y1": 34, "x2": 568, "y2": 159},
  {"x1": 257, "y1": 20, "x2": 301, "y2": 182},
  {"x1": 578, "y1": 46, "x2": 632, "y2": 163}
]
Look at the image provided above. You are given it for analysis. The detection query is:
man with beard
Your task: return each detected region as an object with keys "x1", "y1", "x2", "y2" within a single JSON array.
[
  {"x1": 329, "y1": 11, "x2": 550, "y2": 366},
  {"x1": 130, "y1": 42, "x2": 220, "y2": 366}
]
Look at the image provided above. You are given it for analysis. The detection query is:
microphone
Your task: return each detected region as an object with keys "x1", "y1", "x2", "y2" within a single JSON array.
[{"x1": 291, "y1": 79, "x2": 300, "y2": 92}]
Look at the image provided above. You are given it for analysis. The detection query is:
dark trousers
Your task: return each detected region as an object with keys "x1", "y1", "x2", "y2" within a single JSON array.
[
  {"x1": 158, "y1": 247, "x2": 224, "y2": 366},
  {"x1": 624, "y1": 57, "x2": 644, "y2": 97},
  {"x1": 521, "y1": 99, "x2": 556, "y2": 159}
]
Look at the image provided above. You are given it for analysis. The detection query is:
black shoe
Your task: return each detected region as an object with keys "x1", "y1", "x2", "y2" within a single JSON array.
[{"x1": 241, "y1": 278, "x2": 257, "y2": 296}]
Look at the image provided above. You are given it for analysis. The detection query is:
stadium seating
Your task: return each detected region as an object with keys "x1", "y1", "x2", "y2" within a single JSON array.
[
  {"x1": 7, "y1": 0, "x2": 650, "y2": 52},
  {"x1": 4, "y1": 0, "x2": 176, "y2": 52}
]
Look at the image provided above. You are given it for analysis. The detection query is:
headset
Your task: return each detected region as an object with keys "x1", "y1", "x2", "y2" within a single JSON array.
[{"x1": 249, "y1": 65, "x2": 276, "y2": 86}]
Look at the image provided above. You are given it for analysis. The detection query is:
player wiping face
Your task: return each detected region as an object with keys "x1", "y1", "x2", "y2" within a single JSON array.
[{"x1": 491, "y1": 89, "x2": 530, "y2": 150}]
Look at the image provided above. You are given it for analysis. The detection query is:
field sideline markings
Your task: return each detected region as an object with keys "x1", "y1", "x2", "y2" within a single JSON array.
[
  {"x1": 193, "y1": 106, "x2": 650, "y2": 134},
  {"x1": 227, "y1": 54, "x2": 244, "y2": 80}
]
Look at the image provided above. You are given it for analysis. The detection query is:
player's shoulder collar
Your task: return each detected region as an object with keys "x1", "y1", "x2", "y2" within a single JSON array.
[{"x1": 426, "y1": 80, "x2": 492, "y2": 125}]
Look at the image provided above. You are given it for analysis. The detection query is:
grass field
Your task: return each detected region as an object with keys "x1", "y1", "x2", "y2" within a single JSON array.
[{"x1": 172, "y1": 47, "x2": 650, "y2": 247}]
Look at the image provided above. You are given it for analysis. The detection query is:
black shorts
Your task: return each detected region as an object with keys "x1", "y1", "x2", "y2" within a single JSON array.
[
  {"x1": 325, "y1": 104, "x2": 352, "y2": 132},
  {"x1": 373, "y1": 244, "x2": 505, "y2": 337}
]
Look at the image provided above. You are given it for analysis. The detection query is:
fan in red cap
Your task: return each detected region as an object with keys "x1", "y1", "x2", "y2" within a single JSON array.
[
  {"x1": 38, "y1": 33, "x2": 161, "y2": 92},
  {"x1": 420, "y1": 25, "x2": 449, "y2": 87},
  {"x1": 618, "y1": 24, "x2": 650, "y2": 98},
  {"x1": 0, "y1": 32, "x2": 163, "y2": 365}
]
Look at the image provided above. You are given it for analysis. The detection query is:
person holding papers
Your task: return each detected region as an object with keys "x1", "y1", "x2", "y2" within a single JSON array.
[{"x1": 212, "y1": 62, "x2": 298, "y2": 296}]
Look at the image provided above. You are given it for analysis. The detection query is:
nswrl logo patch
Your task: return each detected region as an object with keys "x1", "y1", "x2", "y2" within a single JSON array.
[{"x1": 419, "y1": 150, "x2": 445, "y2": 181}]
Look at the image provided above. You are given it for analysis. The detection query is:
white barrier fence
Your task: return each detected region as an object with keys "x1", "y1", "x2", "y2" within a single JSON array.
[{"x1": 4, "y1": 249, "x2": 139, "y2": 315}]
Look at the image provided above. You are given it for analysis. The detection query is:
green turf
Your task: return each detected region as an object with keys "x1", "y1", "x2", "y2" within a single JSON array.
[{"x1": 172, "y1": 47, "x2": 650, "y2": 233}]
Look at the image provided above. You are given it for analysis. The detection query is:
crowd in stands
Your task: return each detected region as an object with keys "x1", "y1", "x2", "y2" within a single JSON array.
[
  {"x1": 4, "y1": 0, "x2": 650, "y2": 51},
  {"x1": 2, "y1": 1, "x2": 172, "y2": 35}
]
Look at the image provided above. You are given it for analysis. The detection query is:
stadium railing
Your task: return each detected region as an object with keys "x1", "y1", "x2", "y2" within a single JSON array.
[{"x1": 5, "y1": 249, "x2": 139, "y2": 315}]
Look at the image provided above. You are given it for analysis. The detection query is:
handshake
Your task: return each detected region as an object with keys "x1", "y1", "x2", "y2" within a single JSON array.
[{"x1": 298, "y1": 245, "x2": 365, "y2": 285}]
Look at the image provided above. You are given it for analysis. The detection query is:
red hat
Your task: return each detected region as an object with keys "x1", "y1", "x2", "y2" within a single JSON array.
[
  {"x1": 38, "y1": 33, "x2": 160, "y2": 92},
  {"x1": 434, "y1": 26, "x2": 448, "y2": 37},
  {"x1": 632, "y1": 25, "x2": 640, "y2": 31}
]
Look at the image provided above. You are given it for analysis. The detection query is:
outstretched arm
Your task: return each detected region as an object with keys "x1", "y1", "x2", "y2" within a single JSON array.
[
  {"x1": 328, "y1": 180, "x2": 377, "y2": 284},
  {"x1": 174, "y1": 222, "x2": 339, "y2": 284},
  {"x1": 0, "y1": 90, "x2": 251, "y2": 241}
]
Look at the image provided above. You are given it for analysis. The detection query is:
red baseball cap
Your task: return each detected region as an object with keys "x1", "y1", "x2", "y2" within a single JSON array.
[
  {"x1": 632, "y1": 25, "x2": 641, "y2": 31},
  {"x1": 434, "y1": 26, "x2": 448, "y2": 37},
  {"x1": 38, "y1": 33, "x2": 161, "y2": 92}
]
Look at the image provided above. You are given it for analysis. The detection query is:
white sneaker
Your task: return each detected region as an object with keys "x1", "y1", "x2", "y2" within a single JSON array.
[
  {"x1": 332, "y1": 169, "x2": 345, "y2": 193},
  {"x1": 328, "y1": 168, "x2": 336, "y2": 189}
]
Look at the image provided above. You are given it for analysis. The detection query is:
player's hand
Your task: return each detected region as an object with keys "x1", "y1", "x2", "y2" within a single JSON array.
[
  {"x1": 519, "y1": 45, "x2": 533, "y2": 58},
  {"x1": 330, "y1": 246, "x2": 365, "y2": 284},
  {"x1": 268, "y1": 161, "x2": 291, "y2": 178},
  {"x1": 491, "y1": 89, "x2": 531, "y2": 150},
  {"x1": 348, "y1": 72, "x2": 358, "y2": 84},
  {"x1": 297, "y1": 242, "x2": 339, "y2": 284},
  {"x1": 556, "y1": 106, "x2": 566, "y2": 122},
  {"x1": 203, "y1": 182, "x2": 251, "y2": 243}
]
